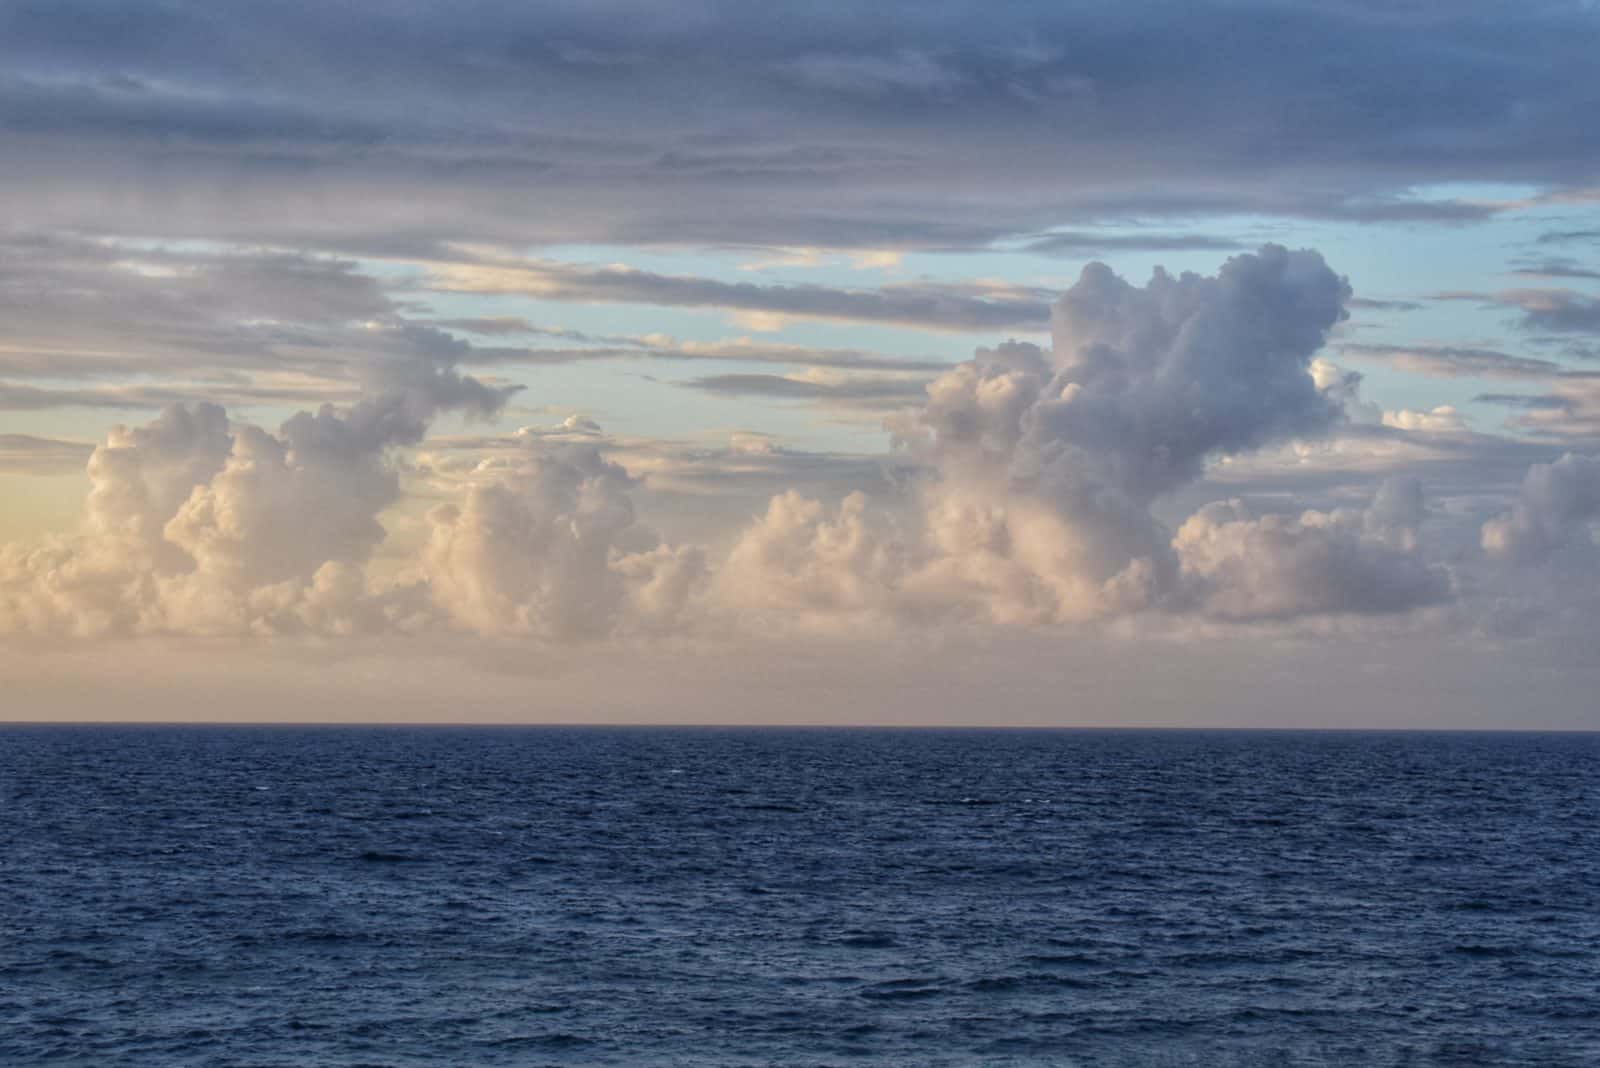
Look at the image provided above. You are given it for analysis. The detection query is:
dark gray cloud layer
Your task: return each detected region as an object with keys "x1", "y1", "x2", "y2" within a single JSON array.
[{"x1": 2, "y1": 1, "x2": 1597, "y2": 250}]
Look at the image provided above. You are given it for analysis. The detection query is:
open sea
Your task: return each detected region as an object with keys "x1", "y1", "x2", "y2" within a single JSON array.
[{"x1": 2, "y1": 726, "x2": 1598, "y2": 1066}]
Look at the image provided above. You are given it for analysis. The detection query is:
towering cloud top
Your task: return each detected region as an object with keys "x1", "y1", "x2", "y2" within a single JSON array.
[
  {"x1": 727, "y1": 247, "x2": 1457, "y2": 629},
  {"x1": 884, "y1": 246, "x2": 1357, "y2": 618}
]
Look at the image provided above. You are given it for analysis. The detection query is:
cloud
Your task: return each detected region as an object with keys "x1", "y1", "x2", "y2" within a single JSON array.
[
  {"x1": 1430, "y1": 288, "x2": 1600, "y2": 336},
  {"x1": 1536, "y1": 229, "x2": 1600, "y2": 245},
  {"x1": 1021, "y1": 231, "x2": 1243, "y2": 256},
  {"x1": 0, "y1": 229, "x2": 969, "y2": 422},
  {"x1": 426, "y1": 258, "x2": 1052, "y2": 333},
  {"x1": 1382, "y1": 406, "x2": 1467, "y2": 433},
  {"x1": 723, "y1": 246, "x2": 1402, "y2": 627},
  {"x1": 715, "y1": 490, "x2": 911, "y2": 629},
  {"x1": 653, "y1": 337, "x2": 951, "y2": 373},
  {"x1": 0, "y1": 234, "x2": 556, "y2": 416},
  {"x1": 0, "y1": 243, "x2": 1555, "y2": 645},
  {"x1": 783, "y1": 49, "x2": 969, "y2": 97},
  {"x1": 1173, "y1": 479, "x2": 1450, "y2": 621},
  {"x1": 417, "y1": 424, "x2": 917, "y2": 533},
  {"x1": 0, "y1": 395, "x2": 715, "y2": 643},
  {"x1": 0, "y1": 234, "x2": 396, "y2": 333},
  {"x1": 1502, "y1": 289, "x2": 1600, "y2": 334},
  {"x1": 0, "y1": 380, "x2": 358, "y2": 413},
  {"x1": 449, "y1": 329, "x2": 956, "y2": 374},
  {"x1": 1510, "y1": 258, "x2": 1600, "y2": 281},
  {"x1": 3, "y1": 2, "x2": 1596, "y2": 252},
  {"x1": 424, "y1": 443, "x2": 703, "y2": 639},
  {"x1": 1338, "y1": 343, "x2": 1565, "y2": 380},
  {"x1": 1474, "y1": 392, "x2": 1573, "y2": 410},
  {"x1": 1348, "y1": 297, "x2": 1425, "y2": 313},
  {"x1": 682, "y1": 371, "x2": 931, "y2": 408},
  {"x1": 2, "y1": 403, "x2": 233, "y2": 636},
  {"x1": 0, "y1": 330, "x2": 513, "y2": 636},
  {"x1": 1481, "y1": 452, "x2": 1600, "y2": 563},
  {"x1": 1487, "y1": 375, "x2": 1600, "y2": 441},
  {"x1": 0, "y1": 433, "x2": 95, "y2": 475}
]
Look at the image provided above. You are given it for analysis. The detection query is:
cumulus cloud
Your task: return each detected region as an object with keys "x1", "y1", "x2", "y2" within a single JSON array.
[
  {"x1": 1, "y1": 403, "x2": 232, "y2": 636},
  {"x1": 1481, "y1": 452, "x2": 1600, "y2": 563},
  {"x1": 720, "y1": 246, "x2": 1430, "y2": 628},
  {"x1": 0, "y1": 332, "x2": 515, "y2": 636},
  {"x1": 1173, "y1": 479, "x2": 1450, "y2": 621},
  {"x1": 911, "y1": 245, "x2": 1350, "y2": 612},
  {"x1": 0, "y1": 245, "x2": 1479, "y2": 644},
  {"x1": 424, "y1": 443, "x2": 703, "y2": 640},
  {"x1": 716, "y1": 491, "x2": 911, "y2": 628}
]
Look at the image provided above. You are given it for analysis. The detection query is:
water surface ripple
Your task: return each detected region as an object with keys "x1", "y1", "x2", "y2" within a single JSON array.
[{"x1": 2, "y1": 727, "x2": 1598, "y2": 1065}]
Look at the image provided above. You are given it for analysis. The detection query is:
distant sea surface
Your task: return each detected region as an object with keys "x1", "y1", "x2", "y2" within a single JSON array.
[{"x1": 3, "y1": 727, "x2": 1598, "y2": 1066}]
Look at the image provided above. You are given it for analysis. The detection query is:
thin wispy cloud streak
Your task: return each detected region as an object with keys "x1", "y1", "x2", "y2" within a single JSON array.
[{"x1": 425, "y1": 259, "x2": 1053, "y2": 333}]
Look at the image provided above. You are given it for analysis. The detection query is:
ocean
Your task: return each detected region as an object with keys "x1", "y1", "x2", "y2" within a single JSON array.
[{"x1": 2, "y1": 726, "x2": 1597, "y2": 1065}]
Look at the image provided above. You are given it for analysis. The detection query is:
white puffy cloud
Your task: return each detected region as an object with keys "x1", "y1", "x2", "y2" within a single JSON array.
[
  {"x1": 1311, "y1": 359, "x2": 1381, "y2": 425},
  {"x1": 1481, "y1": 453, "x2": 1600, "y2": 563},
  {"x1": 2, "y1": 245, "x2": 1475, "y2": 645},
  {"x1": 163, "y1": 420, "x2": 396, "y2": 591},
  {"x1": 931, "y1": 245, "x2": 1348, "y2": 602},
  {"x1": 0, "y1": 333, "x2": 516, "y2": 636},
  {"x1": 1382, "y1": 406, "x2": 1466, "y2": 433},
  {"x1": 1173, "y1": 478, "x2": 1450, "y2": 621},
  {"x1": 424, "y1": 444, "x2": 704, "y2": 639},
  {"x1": 715, "y1": 491, "x2": 911, "y2": 628},
  {"x1": 83, "y1": 402, "x2": 234, "y2": 565},
  {"x1": 721, "y1": 246, "x2": 1452, "y2": 629},
  {"x1": 1, "y1": 403, "x2": 232, "y2": 636}
]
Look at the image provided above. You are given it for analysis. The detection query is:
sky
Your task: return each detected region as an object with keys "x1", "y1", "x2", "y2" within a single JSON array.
[{"x1": 3, "y1": 0, "x2": 1600, "y2": 726}]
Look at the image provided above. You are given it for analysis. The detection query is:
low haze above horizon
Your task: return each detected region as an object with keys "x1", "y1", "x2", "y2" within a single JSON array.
[{"x1": 3, "y1": 0, "x2": 1600, "y2": 727}]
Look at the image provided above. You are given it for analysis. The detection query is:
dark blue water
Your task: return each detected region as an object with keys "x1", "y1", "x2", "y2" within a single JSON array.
[{"x1": 3, "y1": 727, "x2": 1599, "y2": 1066}]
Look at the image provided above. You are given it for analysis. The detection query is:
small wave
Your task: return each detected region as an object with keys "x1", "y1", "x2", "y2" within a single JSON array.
[
  {"x1": 1020, "y1": 952, "x2": 1103, "y2": 969},
  {"x1": 356, "y1": 849, "x2": 424, "y2": 863},
  {"x1": 835, "y1": 932, "x2": 897, "y2": 949},
  {"x1": 1450, "y1": 943, "x2": 1520, "y2": 958},
  {"x1": 485, "y1": 1032, "x2": 595, "y2": 1050},
  {"x1": 964, "y1": 973, "x2": 1096, "y2": 994},
  {"x1": 859, "y1": 978, "x2": 946, "y2": 1001}
]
